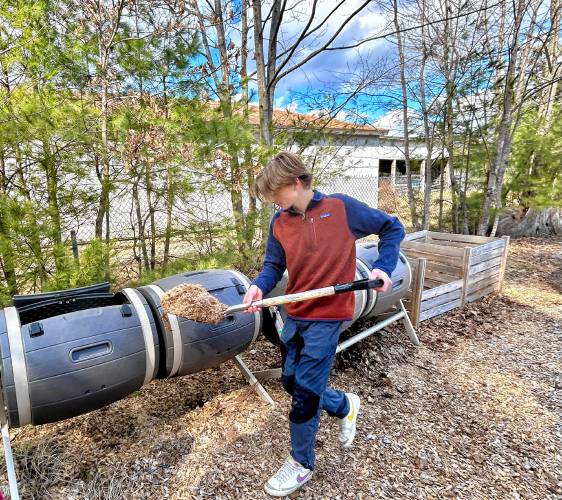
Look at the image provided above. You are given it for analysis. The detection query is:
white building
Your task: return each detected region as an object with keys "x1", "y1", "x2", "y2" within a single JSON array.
[{"x1": 255, "y1": 106, "x2": 444, "y2": 208}]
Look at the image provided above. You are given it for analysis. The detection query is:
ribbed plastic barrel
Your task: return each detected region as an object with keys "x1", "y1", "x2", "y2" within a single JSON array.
[
  {"x1": 355, "y1": 241, "x2": 411, "y2": 319},
  {"x1": 0, "y1": 285, "x2": 159, "y2": 427},
  {"x1": 138, "y1": 269, "x2": 261, "y2": 378}
]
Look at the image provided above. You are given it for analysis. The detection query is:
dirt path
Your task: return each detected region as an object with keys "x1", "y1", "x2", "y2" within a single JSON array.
[{"x1": 2, "y1": 237, "x2": 561, "y2": 499}]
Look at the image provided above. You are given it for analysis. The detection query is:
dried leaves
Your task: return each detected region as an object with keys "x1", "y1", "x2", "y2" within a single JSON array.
[
  {"x1": 160, "y1": 283, "x2": 228, "y2": 324},
  {"x1": 4, "y1": 237, "x2": 561, "y2": 499}
]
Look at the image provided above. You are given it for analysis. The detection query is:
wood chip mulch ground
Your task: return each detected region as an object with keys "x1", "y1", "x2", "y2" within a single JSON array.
[{"x1": 1, "y1": 237, "x2": 561, "y2": 499}]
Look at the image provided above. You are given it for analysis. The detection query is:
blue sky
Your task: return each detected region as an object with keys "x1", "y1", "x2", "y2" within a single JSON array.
[
  {"x1": 243, "y1": 0, "x2": 398, "y2": 124},
  {"x1": 190, "y1": 1, "x2": 402, "y2": 124}
]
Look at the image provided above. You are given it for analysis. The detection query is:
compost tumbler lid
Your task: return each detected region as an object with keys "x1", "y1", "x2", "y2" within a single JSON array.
[
  {"x1": 15, "y1": 293, "x2": 126, "y2": 325},
  {"x1": 12, "y1": 282, "x2": 111, "y2": 309}
]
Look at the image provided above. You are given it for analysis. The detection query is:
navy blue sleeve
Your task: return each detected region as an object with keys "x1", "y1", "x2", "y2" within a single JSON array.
[
  {"x1": 331, "y1": 193, "x2": 405, "y2": 276},
  {"x1": 251, "y1": 213, "x2": 286, "y2": 296}
]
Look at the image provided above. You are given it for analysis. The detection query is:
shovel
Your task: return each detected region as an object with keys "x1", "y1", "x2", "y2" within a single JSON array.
[{"x1": 225, "y1": 277, "x2": 384, "y2": 315}]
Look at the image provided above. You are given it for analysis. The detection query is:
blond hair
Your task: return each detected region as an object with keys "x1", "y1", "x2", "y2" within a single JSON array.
[{"x1": 254, "y1": 152, "x2": 312, "y2": 201}]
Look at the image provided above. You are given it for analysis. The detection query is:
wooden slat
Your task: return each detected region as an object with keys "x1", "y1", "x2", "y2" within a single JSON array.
[
  {"x1": 469, "y1": 256, "x2": 503, "y2": 274},
  {"x1": 498, "y1": 236, "x2": 510, "y2": 293},
  {"x1": 467, "y1": 273, "x2": 501, "y2": 293},
  {"x1": 427, "y1": 231, "x2": 496, "y2": 244},
  {"x1": 424, "y1": 279, "x2": 443, "y2": 288},
  {"x1": 404, "y1": 230, "x2": 428, "y2": 242},
  {"x1": 460, "y1": 247, "x2": 471, "y2": 307},
  {"x1": 402, "y1": 248, "x2": 463, "y2": 266},
  {"x1": 420, "y1": 298, "x2": 461, "y2": 322},
  {"x1": 409, "y1": 257, "x2": 426, "y2": 328},
  {"x1": 469, "y1": 246, "x2": 505, "y2": 265},
  {"x1": 466, "y1": 283, "x2": 499, "y2": 302},
  {"x1": 422, "y1": 279, "x2": 463, "y2": 300},
  {"x1": 427, "y1": 240, "x2": 481, "y2": 248},
  {"x1": 424, "y1": 260, "x2": 463, "y2": 277},
  {"x1": 402, "y1": 240, "x2": 466, "y2": 257},
  {"x1": 468, "y1": 265, "x2": 501, "y2": 286},
  {"x1": 469, "y1": 239, "x2": 505, "y2": 258},
  {"x1": 424, "y1": 269, "x2": 460, "y2": 284},
  {"x1": 421, "y1": 288, "x2": 462, "y2": 312}
]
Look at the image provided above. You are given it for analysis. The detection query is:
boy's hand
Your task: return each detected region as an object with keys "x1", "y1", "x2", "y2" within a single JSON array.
[
  {"x1": 243, "y1": 285, "x2": 263, "y2": 313},
  {"x1": 369, "y1": 268, "x2": 391, "y2": 292}
]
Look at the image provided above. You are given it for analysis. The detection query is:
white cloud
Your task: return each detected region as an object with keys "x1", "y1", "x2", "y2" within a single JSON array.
[
  {"x1": 286, "y1": 101, "x2": 299, "y2": 112},
  {"x1": 244, "y1": 1, "x2": 391, "y2": 98},
  {"x1": 335, "y1": 110, "x2": 349, "y2": 121},
  {"x1": 275, "y1": 94, "x2": 288, "y2": 108},
  {"x1": 193, "y1": 1, "x2": 392, "y2": 121},
  {"x1": 274, "y1": 93, "x2": 300, "y2": 112},
  {"x1": 299, "y1": 108, "x2": 322, "y2": 117}
]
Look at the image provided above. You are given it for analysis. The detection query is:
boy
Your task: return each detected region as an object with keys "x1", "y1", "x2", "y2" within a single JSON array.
[{"x1": 243, "y1": 152, "x2": 405, "y2": 497}]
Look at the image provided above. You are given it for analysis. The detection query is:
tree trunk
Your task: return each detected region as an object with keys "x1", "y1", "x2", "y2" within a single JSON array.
[
  {"x1": 393, "y1": 0, "x2": 419, "y2": 229},
  {"x1": 460, "y1": 134, "x2": 471, "y2": 235},
  {"x1": 442, "y1": 1, "x2": 460, "y2": 233},
  {"x1": 497, "y1": 208, "x2": 562, "y2": 237},
  {"x1": 419, "y1": 0, "x2": 432, "y2": 229},
  {"x1": 163, "y1": 75, "x2": 173, "y2": 266},
  {"x1": 15, "y1": 147, "x2": 47, "y2": 285},
  {"x1": 250, "y1": 0, "x2": 275, "y2": 248},
  {"x1": 87, "y1": 0, "x2": 125, "y2": 241},
  {"x1": 540, "y1": 0, "x2": 561, "y2": 132},
  {"x1": 251, "y1": 0, "x2": 275, "y2": 146},
  {"x1": 129, "y1": 191, "x2": 142, "y2": 277},
  {"x1": 478, "y1": 0, "x2": 525, "y2": 236},
  {"x1": 0, "y1": 151, "x2": 18, "y2": 295},
  {"x1": 95, "y1": 84, "x2": 111, "y2": 239},
  {"x1": 132, "y1": 175, "x2": 149, "y2": 272},
  {"x1": 42, "y1": 139, "x2": 65, "y2": 274},
  {"x1": 163, "y1": 166, "x2": 174, "y2": 266},
  {"x1": 144, "y1": 164, "x2": 157, "y2": 271},
  {"x1": 241, "y1": 0, "x2": 258, "y2": 250},
  {"x1": 438, "y1": 157, "x2": 445, "y2": 230},
  {"x1": 212, "y1": 0, "x2": 252, "y2": 261}
]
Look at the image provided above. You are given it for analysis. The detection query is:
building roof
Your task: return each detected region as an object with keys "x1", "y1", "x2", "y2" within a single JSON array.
[
  {"x1": 205, "y1": 101, "x2": 387, "y2": 135},
  {"x1": 244, "y1": 104, "x2": 389, "y2": 135}
]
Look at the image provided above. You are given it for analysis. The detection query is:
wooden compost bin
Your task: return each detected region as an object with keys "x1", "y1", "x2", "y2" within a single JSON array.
[{"x1": 402, "y1": 231, "x2": 510, "y2": 327}]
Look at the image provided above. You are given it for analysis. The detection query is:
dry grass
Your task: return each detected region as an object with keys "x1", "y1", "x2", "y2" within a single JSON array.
[{"x1": 1, "y1": 237, "x2": 561, "y2": 499}]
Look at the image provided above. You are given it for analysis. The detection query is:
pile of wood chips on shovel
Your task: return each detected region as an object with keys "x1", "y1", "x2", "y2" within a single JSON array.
[{"x1": 161, "y1": 283, "x2": 229, "y2": 324}]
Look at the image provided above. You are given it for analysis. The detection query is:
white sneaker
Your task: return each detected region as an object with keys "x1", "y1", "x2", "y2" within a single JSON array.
[
  {"x1": 339, "y1": 393, "x2": 360, "y2": 448},
  {"x1": 264, "y1": 455, "x2": 313, "y2": 497}
]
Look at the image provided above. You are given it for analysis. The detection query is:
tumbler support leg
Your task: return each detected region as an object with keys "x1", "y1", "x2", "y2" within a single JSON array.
[
  {"x1": 336, "y1": 301, "x2": 420, "y2": 354},
  {"x1": 233, "y1": 355, "x2": 275, "y2": 406},
  {"x1": 0, "y1": 383, "x2": 19, "y2": 500}
]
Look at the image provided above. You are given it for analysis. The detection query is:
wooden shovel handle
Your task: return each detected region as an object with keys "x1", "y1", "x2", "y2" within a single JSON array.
[
  {"x1": 254, "y1": 285, "x2": 336, "y2": 309},
  {"x1": 225, "y1": 278, "x2": 384, "y2": 315}
]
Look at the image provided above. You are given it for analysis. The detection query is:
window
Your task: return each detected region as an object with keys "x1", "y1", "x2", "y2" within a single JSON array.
[{"x1": 379, "y1": 159, "x2": 392, "y2": 176}]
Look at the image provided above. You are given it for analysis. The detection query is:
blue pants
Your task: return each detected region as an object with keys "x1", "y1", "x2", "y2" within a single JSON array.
[{"x1": 280, "y1": 318, "x2": 350, "y2": 470}]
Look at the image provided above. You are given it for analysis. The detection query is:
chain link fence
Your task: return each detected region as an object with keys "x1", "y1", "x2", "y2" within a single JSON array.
[
  {"x1": 1, "y1": 163, "x2": 450, "y2": 299},
  {"x1": 62, "y1": 172, "x2": 449, "y2": 286}
]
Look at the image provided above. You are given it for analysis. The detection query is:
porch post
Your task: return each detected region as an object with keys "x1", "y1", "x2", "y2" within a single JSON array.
[{"x1": 372, "y1": 157, "x2": 380, "y2": 208}]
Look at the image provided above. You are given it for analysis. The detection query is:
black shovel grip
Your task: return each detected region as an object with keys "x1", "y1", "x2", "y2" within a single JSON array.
[{"x1": 333, "y1": 278, "x2": 385, "y2": 294}]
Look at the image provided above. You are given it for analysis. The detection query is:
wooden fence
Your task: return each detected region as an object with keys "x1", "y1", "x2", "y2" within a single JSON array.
[{"x1": 402, "y1": 231, "x2": 510, "y2": 327}]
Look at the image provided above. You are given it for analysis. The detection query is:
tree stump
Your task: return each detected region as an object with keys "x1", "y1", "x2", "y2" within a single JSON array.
[{"x1": 497, "y1": 208, "x2": 562, "y2": 237}]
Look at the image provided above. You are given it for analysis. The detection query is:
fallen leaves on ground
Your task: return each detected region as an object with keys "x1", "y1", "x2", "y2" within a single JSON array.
[{"x1": 2, "y1": 237, "x2": 561, "y2": 499}]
